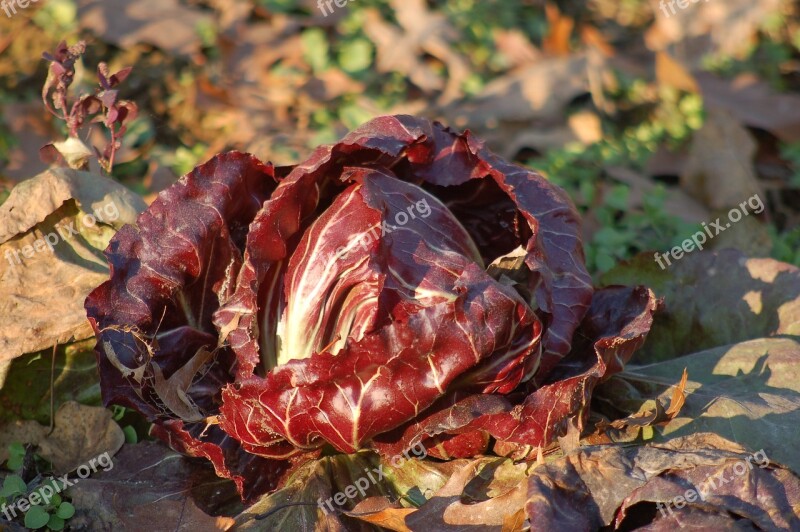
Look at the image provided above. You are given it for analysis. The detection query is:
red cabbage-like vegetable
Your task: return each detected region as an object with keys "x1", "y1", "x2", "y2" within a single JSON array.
[{"x1": 85, "y1": 115, "x2": 653, "y2": 500}]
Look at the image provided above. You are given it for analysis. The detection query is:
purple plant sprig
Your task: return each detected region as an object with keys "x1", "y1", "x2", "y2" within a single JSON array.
[{"x1": 41, "y1": 41, "x2": 138, "y2": 174}]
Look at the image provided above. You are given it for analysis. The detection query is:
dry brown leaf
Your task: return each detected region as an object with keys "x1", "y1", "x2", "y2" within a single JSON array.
[
  {"x1": 0, "y1": 402, "x2": 124, "y2": 474},
  {"x1": 655, "y1": 52, "x2": 698, "y2": 93},
  {"x1": 444, "y1": 54, "x2": 591, "y2": 158},
  {"x1": 711, "y1": 214, "x2": 774, "y2": 257},
  {"x1": 0, "y1": 169, "x2": 145, "y2": 363},
  {"x1": 403, "y1": 459, "x2": 529, "y2": 530},
  {"x1": 0, "y1": 361, "x2": 10, "y2": 390},
  {"x1": 556, "y1": 419, "x2": 581, "y2": 455},
  {"x1": 569, "y1": 111, "x2": 604, "y2": 144},
  {"x1": 682, "y1": 108, "x2": 764, "y2": 210},
  {"x1": 347, "y1": 498, "x2": 415, "y2": 532},
  {"x1": 302, "y1": 69, "x2": 366, "y2": 102},
  {"x1": 493, "y1": 29, "x2": 540, "y2": 69},
  {"x1": 501, "y1": 509, "x2": 526, "y2": 532},
  {"x1": 697, "y1": 71, "x2": 800, "y2": 143},
  {"x1": 646, "y1": 0, "x2": 789, "y2": 60},
  {"x1": 486, "y1": 246, "x2": 528, "y2": 286},
  {"x1": 0, "y1": 167, "x2": 144, "y2": 247},
  {"x1": 527, "y1": 432, "x2": 800, "y2": 530},
  {"x1": 593, "y1": 368, "x2": 688, "y2": 443},
  {"x1": 488, "y1": 111, "x2": 602, "y2": 160},
  {"x1": 208, "y1": 0, "x2": 251, "y2": 33},
  {"x1": 646, "y1": 143, "x2": 689, "y2": 178},
  {"x1": 0, "y1": 420, "x2": 48, "y2": 461},
  {"x1": 579, "y1": 26, "x2": 615, "y2": 57},
  {"x1": 77, "y1": 0, "x2": 212, "y2": 57},
  {"x1": 542, "y1": 3, "x2": 574, "y2": 56},
  {"x1": 40, "y1": 137, "x2": 94, "y2": 171},
  {"x1": 37, "y1": 402, "x2": 125, "y2": 473},
  {"x1": 152, "y1": 346, "x2": 215, "y2": 421},
  {"x1": 449, "y1": 54, "x2": 588, "y2": 126},
  {"x1": 363, "y1": 0, "x2": 469, "y2": 104},
  {"x1": 664, "y1": 367, "x2": 688, "y2": 418},
  {"x1": 68, "y1": 442, "x2": 235, "y2": 530},
  {"x1": 678, "y1": 111, "x2": 773, "y2": 260}
]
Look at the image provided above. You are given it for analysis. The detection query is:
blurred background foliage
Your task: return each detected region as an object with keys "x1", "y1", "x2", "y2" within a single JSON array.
[{"x1": 0, "y1": 0, "x2": 798, "y2": 275}]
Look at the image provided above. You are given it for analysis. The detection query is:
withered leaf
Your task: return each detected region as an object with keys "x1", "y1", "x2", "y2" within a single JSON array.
[
  {"x1": 526, "y1": 432, "x2": 800, "y2": 530},
  {"x1": 0, "y1": 168, "x2": 145, "y2": 363},
  {"x1": 77, "y1": 0, "x2": 212, "y2": 58},
  {"x1": 601, "y1": 250, "x2": 800, "y2": 362},
  {"x1": 0, "y1": 402, "x2": 124, "y2": 474},
  {"x1": 68, "y1": 442, "x2": 235, "y2": 530},
  {"x1": 619, "y1": 337, "x2": 800, "y2": 475}
]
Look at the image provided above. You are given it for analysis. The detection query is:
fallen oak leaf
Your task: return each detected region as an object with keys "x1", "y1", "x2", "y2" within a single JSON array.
[
  {"x1": 617, "y1": 337, "x2": 800, "y2": 475},
  {"x1": 526, "y1": 432, "x2": 800, "y2": 530},
  {"x1": 502, "y1": 509, "x2": 526, "y2": 532},
  {"x1": 682, "y1": 108, "x2": 764, "y2": 212},
  {"x1": 0, "y1": 402, "x2": 124, "y2": 474},
  {"x1": 67, "y1": 441, "x2": 236, "y2": 530},
  {"x1": 593, "y1": 367, "x2": 688, "y2": 442},
  {"x1": 665, "y1": 367, "x2": 689, "y2": 418},
  {"x1": 362, "y1": 0, "x2": 469, "y2": 104},
  {"x1": 152, "y1": 346, "x2": 215, "y2": 422},
  {"x1": 601, "y1": 250, "x2": 800, "y2": 362},
  {"x1": 77, "y1": 0, "x2": 212, "y2": 58},
  {"x1": 697, "y1": 71, "x2": 800, "y2": 143},
  {"x1": 346, "y1": 498, "x2": 415, "y2": 532},
  {"x1": 402, "y1": 458, "x2": 528, "y2": 530},
  {"x1": 0, "y1": 168, "x2": 145, "y2": 363}
]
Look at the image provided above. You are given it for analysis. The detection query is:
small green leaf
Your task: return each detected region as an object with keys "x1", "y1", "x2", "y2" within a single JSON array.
[
  {"x1": 338, "y1": 38, "x2": 373, "y2": 73},
  {"x1": 49, "y1": 492, "x2": 62, "y2": 508},
  {"x1": 301, "y1": 28, "x2": 329, "y2": 73},
  {"x1": 338, "y1": 103, "x2": 374, "y2": 130},
  {"x1": 594, "y1": 251, "x2": 616, "y2": 273},
  {"x1": 606, "y1": 185, "x2": 630, "y2": 211},
  {"x1": 56, "y1": 501, "x2": 75, "y2": 519},
  {"x1": 122, "y1": 425, "x2": 138, "y2": 444},
  {"x1": 8, "y1": 442, "x2": 25, "y2": 457},
  {"x1": 47, "y1": 514, "x2": 65, "y2": 531},
  {"x1": 1, "y1": 474, "x2": 27, "y2": 497},
  {"x1": 7, "y1": 454, "x2": 24, "y2": 471},
  {"x1": 24, "y1": 505, "x2": 50, "y2": 529}
]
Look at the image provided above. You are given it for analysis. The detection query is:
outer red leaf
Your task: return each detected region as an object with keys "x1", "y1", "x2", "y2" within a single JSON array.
[
  {"x1": 371, "y1": 285, "x2": 659, "y2": 457},
  {"x1": 85, "y1": 152, "x2": 284, "y2": 497}
]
